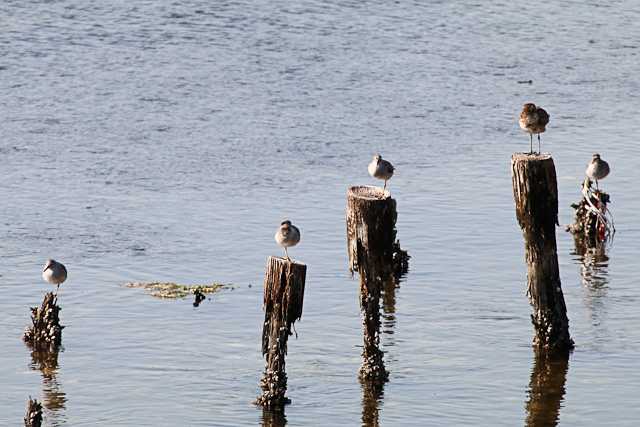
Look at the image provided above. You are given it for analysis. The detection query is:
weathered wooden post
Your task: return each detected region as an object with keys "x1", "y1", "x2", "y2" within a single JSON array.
[
  {"x1": 511, "y1": 153, "x2": 574, "y2": 352},
  {"x1": 525, "y1": 350, "x2": 569, "y2": 427},
  {"x1": 23, "y1": 293, "x2": 63, "y2": 350},
  {"x1": 24, "y1": 397, "x2": 43, "y2": 427},
  {"x1": 255, "y1": 256, "x2": 306, "y2": 408},
  {"x1": 347, "y1": 185, "x2": 398, "y2": 381}
]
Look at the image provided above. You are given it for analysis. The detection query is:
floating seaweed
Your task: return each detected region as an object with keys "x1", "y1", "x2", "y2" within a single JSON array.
[{"x1": 125, "y1": 281, "x2": 230, "y2": 299}]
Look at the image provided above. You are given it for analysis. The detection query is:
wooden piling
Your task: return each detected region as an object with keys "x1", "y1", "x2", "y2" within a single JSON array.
[
  {"x1": 24, "y1": 397, "x2": 43, "y2": 427},
  {"x1": 255, "y1": 256, "x2": 306, "y2": 408},
  {"x1": 347, "y1": 185, "x2": 398, "y2": 381},
  {"x1": 511, "y1": 153, "x2": 574, "y2": 352},
  {"x1": 23, "y1": 292, "x2": 63, "y2": 351}
]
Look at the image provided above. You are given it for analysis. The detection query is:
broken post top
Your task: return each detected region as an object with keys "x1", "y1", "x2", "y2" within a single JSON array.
[
  {"x1": 512, "y1": 152, "x2": 553, "y2": 162},
  {"x1": 269, "y1": 256, "x2": 306, "y2": 267},
  {"x1": 348, "y1": 185, "x2": 391, "y2": 201}
]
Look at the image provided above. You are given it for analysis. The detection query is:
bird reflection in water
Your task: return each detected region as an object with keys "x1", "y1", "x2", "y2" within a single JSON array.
[
  {"x1": 260, "y1": 407, "x2": 287, "y2": 427},
  {"x1": 29, "y1": 348, "x2": 66, "y2": 424},
  {"x1": 360, "y1": 377, "x2": 385, "y2": 427},
  {"x1": 525, "y1": 350, "x2": 569, "y2": 427}
]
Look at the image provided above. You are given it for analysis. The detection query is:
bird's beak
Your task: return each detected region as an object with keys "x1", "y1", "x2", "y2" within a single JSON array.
[{"x1": 43, "y1": 265, "x2": 50, "y2": 272}]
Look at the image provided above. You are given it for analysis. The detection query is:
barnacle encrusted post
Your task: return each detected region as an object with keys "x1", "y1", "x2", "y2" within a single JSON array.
[
  {"x1": 24, "y1": 397, "x2": 43, "y2": 427},
  {"x1": 346, "y1": 185, "x2": 400, "y2": 381},
  {"x1": 23, "y1": 292, "x2": 63, "y2": 350},
  {"x1": 255, "y1": 256, "x2": 306, "y2": 408},
  {"x1": 511, "y1": 153, "x2": 573, "y2": 352},
  {"x1": 566, "y1": 177, "x2": 615, "y2": 246}
]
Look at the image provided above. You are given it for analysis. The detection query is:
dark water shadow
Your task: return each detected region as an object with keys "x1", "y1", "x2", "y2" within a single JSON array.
[
  {"x1": 524, "y1": 350, "x2": 569, "y2": 427},
  {"x1": 260, "y1": 407, "x2": 287, "y2": 427},
  {"x1": 360, "y1": 377, "x2": 385, "y2": 427},
  {"x1": 29, "y1": 348, "x2": 67, "y2": 425}
]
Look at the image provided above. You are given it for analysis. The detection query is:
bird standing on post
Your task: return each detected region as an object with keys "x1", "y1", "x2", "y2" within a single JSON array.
[
  {"x1": 368, "y1": 154, "x2": 395, "y2": 192},
  {"x1": 519, "y1": 103, "x2": 550, "y2": 154},
  {"x1": 274, "y1": 220, "x2": 300, "y2": 261},
  {"x1": 585, "y1": 153, "x2": 610, "y2": 190},
  {"x1": 42, "y1": 259, "x2": 67, "y2": 295}
]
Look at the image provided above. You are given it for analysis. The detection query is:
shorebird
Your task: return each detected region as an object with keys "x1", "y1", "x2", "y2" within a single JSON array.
[
  {"x1": 585, "y1": 153, "x2": 610, "y2": 190},
  {"x1": 368, "y1": 154, "x2": 395, "y2": 192},
  {"x1": 42, "y1": 259, "x2": 67, "y2": 295},
  {"x1": 519, "y1": 103, "x2": 550, "y2": 154},
  {"x1": 274, "y1": 220, "x2": 300, "y2": 261}
]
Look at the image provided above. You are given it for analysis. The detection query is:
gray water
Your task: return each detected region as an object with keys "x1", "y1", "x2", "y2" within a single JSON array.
[{"x1": 2, "y1": 1, "x2": 640, "y2": 425}]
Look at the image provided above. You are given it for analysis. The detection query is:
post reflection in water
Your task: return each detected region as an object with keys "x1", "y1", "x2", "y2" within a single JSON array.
[
  {"x1": 524, "y1": 350, "x2": 569, "y2": 427},
  {"x1": 29, "y1": 348, "x2": 66, "y2": 424},
  {"x1": 382, "y1": 275, "x2": 400, "y2": 343},
  {"x1": 260, "y1": 407, "x2": 287, "y2": 427},
  {"x1": 360, "y1": 378, "x2": 385, "y2": 427},
  {"x1": 360, "y1": 273, "x2": 400, "y2": 427},
  {"x1": 571, "y1": 237, "x2": 610, "y2": 329}
]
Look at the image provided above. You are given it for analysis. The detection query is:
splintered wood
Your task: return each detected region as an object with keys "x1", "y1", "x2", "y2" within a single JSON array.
[
  {"x1": 347, "y1": 186, "x2": 398, "y2": 381},
  {"x1": 511, "y1": 154, "x2": 573, "y2": 352},
  {"x1": 256, "y1": 256, "x2": 306, "y2": 408}
]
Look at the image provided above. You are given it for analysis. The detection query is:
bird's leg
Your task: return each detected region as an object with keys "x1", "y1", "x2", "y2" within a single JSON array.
[
  {"x1": 530, "y1": 133, "x2": 533, "y2": 153},
  {"x1": 537, "y1": 134, "x2": 541, "y2": 154},
  {"x1": 284, "y1": 247, "x2": 290, "y2": 261},
  {"x1": 383, "y1": 180, "x2": 387, "y2": 192}
]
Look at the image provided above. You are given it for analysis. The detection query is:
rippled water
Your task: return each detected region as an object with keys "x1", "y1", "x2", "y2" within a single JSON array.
[{"x1": 2, "y1": 1, "x2": 640, "y2": 425}]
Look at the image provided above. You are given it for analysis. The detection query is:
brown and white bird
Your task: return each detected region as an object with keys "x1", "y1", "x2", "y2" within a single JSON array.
[
  {"x1": 42, "y1": 259, "x2": 67, "y2": 295},
  {"x1": 519, "y1": 103, "x2": 550, "y2": 154},
  {"x1": 585, "y1": 153, "x2": 610, "y2": 190},
  {"x1": 368, "y1": 154, "x2": 395, "y2": 192},
  {"x1": 274, "y1": 220, "x2": 300, "y2": 261}
]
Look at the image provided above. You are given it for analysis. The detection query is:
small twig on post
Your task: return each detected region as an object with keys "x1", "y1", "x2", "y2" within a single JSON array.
[
  {"x1": 255, "y1": 256, "x2": 306, "y2": 409},
  {"x1": 511, "y1": 153, "x2": 574, "y2": 352},
  {"x1": 23, "y1": 292, "x2": 64, "y2": 351},
  {"x1": 347, "y1": 185, "x2": 404, "y2": 381},
  {"x1": 24, "y1": 397, "x2": 43, "y2": 427}
]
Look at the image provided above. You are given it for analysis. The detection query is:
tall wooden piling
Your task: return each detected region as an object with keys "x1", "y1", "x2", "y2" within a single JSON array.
[
  {"x1": 347, "y1": 185, "x2": 397, "y2": 381},
  {"x1": 255, "y1": 256, "x2": 306, "y2": 408},
  {"x1": 23, "y1": 293, "x2": 63, "y2": 351},
  {"x1": 511, "y1": 153, "x2": 573, "y2": 352},
  {"x1": 24, "y1": 397, "x2": 43, "y2": 427}
]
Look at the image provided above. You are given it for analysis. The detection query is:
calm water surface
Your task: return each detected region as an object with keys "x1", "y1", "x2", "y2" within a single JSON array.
[{"x1": 2, "y1": 1, "x2": 640, "y2": 425}]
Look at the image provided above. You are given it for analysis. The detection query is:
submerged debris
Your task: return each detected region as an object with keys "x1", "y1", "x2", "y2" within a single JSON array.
[
  {"x1": 566, "y1": 177, "x2": 615, "y2": 246},
  {"x1": 193, "y1": 288, "x2": 206, "y2": 307},
  {"x1": 23, "y1": 292, "x2": 63, "y2": 350},
  {"x1": 125, "y1": 281, "x2": 229, "y2": 299}
]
